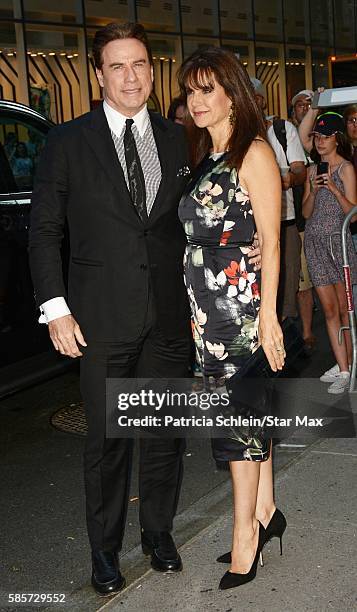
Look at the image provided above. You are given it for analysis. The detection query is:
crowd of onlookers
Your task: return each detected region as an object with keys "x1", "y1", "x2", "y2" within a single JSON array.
[{"x1": 168, "y1": 82, "x2": 357, "y2": 394}]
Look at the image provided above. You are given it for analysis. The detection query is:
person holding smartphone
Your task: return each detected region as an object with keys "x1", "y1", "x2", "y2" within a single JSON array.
[{"x1": 302, "y1": 112, "x2": 357, "y2": 393}]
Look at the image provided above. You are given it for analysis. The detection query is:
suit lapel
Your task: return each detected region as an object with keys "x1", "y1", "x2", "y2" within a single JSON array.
[
  {"x1": 82, "y1": 104, "x2": 141, "y2": 221},
  {"x1": 149, "y1": 112, "x2": 177, "y2": 221}
]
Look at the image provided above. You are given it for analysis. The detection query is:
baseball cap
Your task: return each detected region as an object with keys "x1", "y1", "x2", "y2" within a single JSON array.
[
  {"x1": 311, "y1": 112, "x2": 344, "y2": 136},
  {"x1": 291, "y1": 89, "x2": 314, "y2": 106},
  {"x1": 250, "y1": 77, "x2": 266, "y2": 99}
]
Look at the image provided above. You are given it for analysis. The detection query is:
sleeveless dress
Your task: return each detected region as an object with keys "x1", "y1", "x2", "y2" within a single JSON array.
[
  {"x1": 178, "y1": 152, "x2": 269, "y2": 463},
  {"x1": 304, "y1": 162, "x2": 357, "y2": 287}
]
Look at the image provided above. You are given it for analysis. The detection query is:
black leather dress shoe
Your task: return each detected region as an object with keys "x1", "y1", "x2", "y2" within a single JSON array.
[
  {"x1": 141, "y1": 531, "x2": 183, "y2": 572},
  {"x1": 91, "y1": 550, "x2": 126, "y2": 597}
]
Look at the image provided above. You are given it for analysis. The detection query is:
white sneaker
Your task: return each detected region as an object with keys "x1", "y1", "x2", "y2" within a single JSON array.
[
  {"x1": 327, "y1": 372, "x2": 350, "y2": 394},
  {"x1": 320, "y1": 363, "x2": 351, "y2": 383}
]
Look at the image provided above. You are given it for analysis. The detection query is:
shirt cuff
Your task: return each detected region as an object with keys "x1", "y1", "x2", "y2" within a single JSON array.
[{"x1": 39, "y1": 297, "x2": 71, "y2": 324}]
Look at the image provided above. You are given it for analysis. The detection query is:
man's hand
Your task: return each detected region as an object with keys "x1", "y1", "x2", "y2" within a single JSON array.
[
  {"x1": 281, "y1": 172, "x2": 291, "y2": 191},
  {"x1": 48, "y1": 314, "x2": 87, "y2": 358},
  {"x1": 248, "y1": 232, "x2": 262, "y2": 271}
]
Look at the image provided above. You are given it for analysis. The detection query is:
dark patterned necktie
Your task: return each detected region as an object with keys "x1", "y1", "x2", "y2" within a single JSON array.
[{"x1": 124, "y1": 118, "x2": 148, "y2": 222}]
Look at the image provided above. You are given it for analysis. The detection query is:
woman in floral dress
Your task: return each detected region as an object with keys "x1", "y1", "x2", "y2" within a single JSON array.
[{"x1": 177, "y1": 47, "x2": 285, "y2": 590}]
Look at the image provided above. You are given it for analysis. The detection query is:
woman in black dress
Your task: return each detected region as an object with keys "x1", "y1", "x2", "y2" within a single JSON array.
[{"x1": 177, "y1": 47, "x2": 286, "y2": 590}]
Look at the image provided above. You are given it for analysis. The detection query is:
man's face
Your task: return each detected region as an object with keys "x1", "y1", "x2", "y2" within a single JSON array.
[
  {"x1": 255, "y1": 94, "x2": 267, "y2": 112},
  {"x1": 293, "y1": 96, "x2": 311, "y2": 125},
  {"x1": 96, "y1": 38, "x2": 154, "y2": 117}
]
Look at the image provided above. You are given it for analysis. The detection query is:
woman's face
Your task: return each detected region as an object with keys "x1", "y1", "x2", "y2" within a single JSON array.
[
  {"x1": 346, "y1": 113, "x2": 357, "y2": 142},
  {"x1": 185, "y1": 72, "x2": 232, "y2": 132},
  {"x1": 314, "y1": 133, "x2": 337, "y2": 157}
]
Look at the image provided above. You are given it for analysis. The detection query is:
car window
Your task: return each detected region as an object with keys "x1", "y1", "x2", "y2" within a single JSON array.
[{"x1": 0, "y1": 116, "x2": 47, "y2": 193}]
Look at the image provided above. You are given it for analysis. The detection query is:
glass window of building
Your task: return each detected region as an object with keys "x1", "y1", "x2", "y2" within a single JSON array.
[
  {"x1": 285, "y1": 46, "x2": 307, "y2": 108},
  {"x1": 0, "y1": 20, "x2": 29, "y2": 106},
  {"x1": 334, "y1": 0, "x2": 356, "y2": 52},
  {"x1": 283, "y1": 0, "x2": 308, "y2": 45},
  {"x1": 310, "y1": 0, "x2": 334, "y2": 47},
  {"x1": 183, "y1": 37, "x2": 219, "y2": 59},
  {"x1": 137, "y1": 0, "x2": 179, "y2": 32},
  {"x1": 312, "y1": 47, "x2": 332, "y2": 88},
  {"x1": 148, "y1": 35, "x2": 182, "y2": 116},
  {"x1": 0, "y1": 22, "x2": 18, "y2": 102},
  {"x1": 25, "y1": 24, "x2": 89, "y2": 122},
  {"x1": 23, "y1": 0, "x2": 83, "y2": 24},
  {"x1": 84, "y1": 0, "x2": 129, "y2": 27},
  {"x1": 222, "y1": 40, "x2": 255, "y2": 76},
  {"x1": 255, "y1": 44, "x2": 281, "y2": 116},
  {"x1": 0, "y1": 0, "x2": 16, "y2": 19},
  {"x1": 254, "y1": 0, "x2": 283, "y2": 42},
  {"x1": 220, "y1": 0, "x2": 254, "y2": 40},
  {"x1": 180, "y1": 1, "x2": 219, "y2": 36}
]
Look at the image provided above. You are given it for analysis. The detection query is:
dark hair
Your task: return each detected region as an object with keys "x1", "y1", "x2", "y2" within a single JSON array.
[
  {"x1": 177, "y1": 46, "x2": 267, "y2": 169},
  {"x1": 310, "y1": 132, "x2": 352, "y2": 164},
  {"x1": 93, "y1": 22, "x2": 153, "y2": 69},
  {"x1": 15, "y1": 142, "x2": 28, "y2": 157},
  {"x1": 167, "y1": 96, "x2": 185, "y2": 122},
  {"x1": 343, "y1": 104, "x2": 357, "y2": 122}
]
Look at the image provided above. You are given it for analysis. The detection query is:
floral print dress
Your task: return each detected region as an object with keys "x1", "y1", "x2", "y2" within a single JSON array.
[{"x1": 178, "y1": 152, "x2": 269, "y2": 463}]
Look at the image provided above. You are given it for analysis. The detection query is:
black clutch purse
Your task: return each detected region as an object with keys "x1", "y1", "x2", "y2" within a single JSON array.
[
  {"x1": 231, "y1": 317, "x2": 304, "y2": 381},
  {"x1": 225, "y1": 317, "x2": 305, "y2": 416}
]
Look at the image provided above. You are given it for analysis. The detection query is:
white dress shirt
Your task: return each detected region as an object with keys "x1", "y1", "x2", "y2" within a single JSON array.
[
  {"x1": 40, "y1": 101, "x2": 155, "y2": 323},
  {"x1": 267, "y1": 121, "x2": 305, "y2": 221}
]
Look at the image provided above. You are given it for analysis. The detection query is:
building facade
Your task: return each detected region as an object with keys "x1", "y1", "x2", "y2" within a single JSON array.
[{"x1": 1, "y1": 0, "x2": 357, "y2": 122}]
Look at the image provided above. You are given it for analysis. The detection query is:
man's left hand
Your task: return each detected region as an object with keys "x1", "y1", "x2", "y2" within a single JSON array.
[
  {"x1": 248, "y1": 232, "x2": 261, "y2": 271},
  {"x1": 281, "y1": 172, "x2": 291, "y2": 191}
]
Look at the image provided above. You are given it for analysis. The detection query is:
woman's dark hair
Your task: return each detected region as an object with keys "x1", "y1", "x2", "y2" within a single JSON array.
[
  {"x1": 15, "y1": 142, "x2": 28, "y2": 157},
  {"x1": 93, "y1": 22, "x2": 153, "y2": 69},
  {"x1": 343, "y1": 104, "x2": 357, "y2": 122},
  {"x1": 310, "y1": 132, "x2": 352, "y2": 164},
  {"x1": 177, "y1": 46, "x2": 267, "y2": 169},
  {"x1": 167, "y1": 96, "x2": 185, "y2": 122}
]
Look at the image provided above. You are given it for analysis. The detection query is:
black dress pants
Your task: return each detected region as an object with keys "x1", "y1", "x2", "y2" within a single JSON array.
[{"x1": 80, "y1": 310, "x2": 190, "y2": 553}]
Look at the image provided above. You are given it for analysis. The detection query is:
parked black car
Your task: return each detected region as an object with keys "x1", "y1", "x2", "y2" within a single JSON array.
[{"x1": 0, "y1": 100, "x2": 71, "y2": 397}]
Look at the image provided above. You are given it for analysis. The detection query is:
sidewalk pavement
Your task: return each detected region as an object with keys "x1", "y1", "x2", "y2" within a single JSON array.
[{"x1": 100, "y1": 437, "x2": 357, "y2": 612}]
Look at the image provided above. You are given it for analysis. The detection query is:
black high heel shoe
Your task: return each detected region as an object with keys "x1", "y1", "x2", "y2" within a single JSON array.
[
  {"x1": 219, "y1": 522, "x2": 266, "y2": 590},
  {"x1": 216, "y1": 508, "x2": 287, "y2": 564}
]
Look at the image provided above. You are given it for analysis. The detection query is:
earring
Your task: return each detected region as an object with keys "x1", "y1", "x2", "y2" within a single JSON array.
[{"x1": 229, "y1": 103, "x2": 236, "y2": 125}]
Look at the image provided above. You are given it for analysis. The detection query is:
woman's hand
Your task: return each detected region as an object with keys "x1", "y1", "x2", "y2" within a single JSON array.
[
  {"x1": 310, "y1": 174, "x2": 324, "y2": 194},
  {"x1": 258, "y1": 312, "x2": 285, "y2": 372},
  {"x1": 319, "y1": 172, "x2": 339, "y2": 197}
]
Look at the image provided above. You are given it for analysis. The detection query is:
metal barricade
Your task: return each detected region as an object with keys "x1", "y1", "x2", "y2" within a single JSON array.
[{"x1": 340, "y1": 206, "x2": 357, "y2": 393}]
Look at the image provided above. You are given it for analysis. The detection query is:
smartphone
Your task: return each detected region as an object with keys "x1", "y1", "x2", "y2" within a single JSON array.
[{"x1": 317, "y1": 161, "x2": 329, "y2": 176}]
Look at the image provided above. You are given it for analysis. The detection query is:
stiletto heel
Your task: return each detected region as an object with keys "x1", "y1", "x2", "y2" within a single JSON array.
[
  {"x1": 217, "y1": 508, "x2": 287, "y2": 564},
  {"x1": 259, "y1": 551, "x2": 264, "y2": 567},
  {"x1": 219, "y1": 522, "x2": 266, "y2": 590}
]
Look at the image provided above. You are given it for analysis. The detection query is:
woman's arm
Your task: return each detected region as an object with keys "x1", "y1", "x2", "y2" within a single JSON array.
[
  {"x1": 298, "y1": 107, "x2": 320, "y2": 153},
  {"x1": 240, "y1": 140, "x2": 284, "y2": 372},
  {"x1": 302, "y1": 166, "x2": 319, "y2": 219},
  {"x1": 324, "y1": 162, "x2": 357, "y2": 221}
]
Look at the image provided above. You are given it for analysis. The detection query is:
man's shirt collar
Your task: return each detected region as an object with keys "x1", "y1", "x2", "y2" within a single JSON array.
[{"x1": 103, "y1": 100, "x2": 149, "y2": 138}]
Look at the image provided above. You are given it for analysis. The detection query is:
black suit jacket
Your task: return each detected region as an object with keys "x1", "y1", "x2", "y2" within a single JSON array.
[{"x1": 29, "y1": 104, "x2": 191, "y2": 342}]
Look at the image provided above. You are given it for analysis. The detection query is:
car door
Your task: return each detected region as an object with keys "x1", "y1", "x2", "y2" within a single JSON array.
[{"x1": 0, "y1": 104, "x2": 52, "y2": 368}]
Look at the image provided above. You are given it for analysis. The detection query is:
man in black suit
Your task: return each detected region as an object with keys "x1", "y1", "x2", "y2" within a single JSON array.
[
  {"x1": 29, "y1": 22, "x2": 192, "y2": 596},
  {"x1": 29, "y1": 22, "x2": 261, "y2": 596}
]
